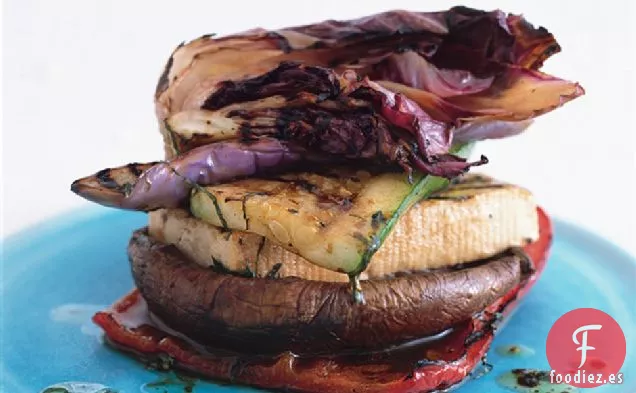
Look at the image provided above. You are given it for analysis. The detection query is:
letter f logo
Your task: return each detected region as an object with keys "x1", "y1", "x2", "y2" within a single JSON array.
[{"x1": 572, "y1": 324, "x2": 602, "y2": 368}]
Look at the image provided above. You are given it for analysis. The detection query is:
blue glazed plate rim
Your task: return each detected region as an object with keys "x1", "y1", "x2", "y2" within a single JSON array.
[{"x1": 2, "y1": 207, "x2": 636, "y2": 393}]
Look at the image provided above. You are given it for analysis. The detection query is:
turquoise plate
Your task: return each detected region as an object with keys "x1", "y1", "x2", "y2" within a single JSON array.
[{"x1": 2, "y1": 207, "x2": 635, "y2": 392}]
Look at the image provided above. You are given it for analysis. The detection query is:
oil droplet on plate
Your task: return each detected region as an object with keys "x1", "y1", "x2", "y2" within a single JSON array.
[
  {"x1": 40, "y1": 382, "x2": 115, "y2": 393},
  {"x1": 496, "y1": 344, "x2": 536, "y2": 357},
  {"x1": 50, "y1": 304, "x2": 106, "y2": 324},
  {"x1": 50, "y1": 303, "x2": 107, "y2": 339},
  {"x1": 497, "y1": 369, "x2": 578, "y2": 392}
]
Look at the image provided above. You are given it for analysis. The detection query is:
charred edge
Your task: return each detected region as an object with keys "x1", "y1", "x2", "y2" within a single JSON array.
[
  {"x1": 202, "y1": 62, "x2": 301, "y2": 110},
  {"x1": 464, "y1": 285, "x2": 522, "y2": 347},
  {"x1": 371, "y1": 210, "x2": 386, "y2": 229},
  {"x1": 241, "y1": 196, "x2": 249, "y2": 231},
  {"x1": 290, "y1": 179, "x2": 353, "y2": 209},
  {"x1": 451, "y1": 174, "x2": 493, "y2": 185},
  {"x1": 228, "y1": 109, "x2": 249, "y2": 118},
  {"x1": 127, "y1": 163, "x2": 144, "y2": 178},
  {"x1": 445, "y1": 248, "x2": 525, "y2": 272},
  {"x1": 155, "y1": 53, "x2": 175, "y2": 97},
  {"x1": 265, "y1": 31, "x2": 292, "y2": 53},
  {"x1": 211, "y1": 257, "x2": 254, "y2": 278},
  {"x1": 543, "y1": 43, "x2": 561, "y2": 59},
  {"x1": 509, "y1": 247, "x2": 535, "y2": 277},
  {"x1": 239, "y1": 124, "x2": 255, "y2": 141},
  {"x1": 70, "y1": 179, "x2": 81, "y2": 194},
  {"x1": 287, "y1": 208, "x2": 299, "y2": 214},
  {"x1": 307, "y1": 40, "x2": 327, "y2": 49},
  {"x1": 228, "y1": 357, "x2": 254, "y2": 384},
  {"x1": 203, "y1": 62, "x2": 340, "y2": 111},
  {"x1": 352, "y1": 232, "x2": 370, "y2": 246},
  {"x1": 95, "y1": 168, "x2": 119, "y2": 189},
  {"x1": 463, "y1": 316, "x2": 496, "y2": 348},
  {"x1": 270, "y1": 177, "x2": 321, "y2": 195},
  {"x1": 255, "y1": 237, "x2": 266, "y2": 277},
  {"x1": 404, "y1": 358, "x2": 448, "y2": 380},
  {"x1": 292, "y1": 19, "x2": 443, "y2": 54},
  {"x1": 427, "y1": 195, "x2": 473, "y2": 201},
  {"x1": 274, "y1": 108, "x2": 300, "y2": 140},
  {"x1": 198, "y1": 33, "x2": 216, "y2": 40},
  {"x1": 164, "y1": 120, "x2": 181, "y2": 155},
  {"x1": 443, "y1": 183, "x2": 505, "y2": 191},
  {"x1": 265, "y1": 263, "x2": 283, "y2": 279}
]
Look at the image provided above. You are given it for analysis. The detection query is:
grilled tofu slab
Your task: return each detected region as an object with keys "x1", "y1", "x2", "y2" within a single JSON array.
[{"x1": 150, "y1": 174, "x2": 538, "y2": 282}]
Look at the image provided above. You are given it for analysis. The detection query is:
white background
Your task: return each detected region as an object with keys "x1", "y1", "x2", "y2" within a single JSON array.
[{"x1": 2, "y1": 0, "x2": 635, "y2": 255}]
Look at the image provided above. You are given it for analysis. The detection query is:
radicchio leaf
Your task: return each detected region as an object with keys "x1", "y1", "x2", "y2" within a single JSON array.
[
  {"x1": 156, "y1": 6, "x2": 582, "y2": 157},
  {"x1": 72, "y1": 7, "x2": 584, "y2": 211},
  {"x1": 372, "y1": 52, "x2": 496, "y2": 98}
]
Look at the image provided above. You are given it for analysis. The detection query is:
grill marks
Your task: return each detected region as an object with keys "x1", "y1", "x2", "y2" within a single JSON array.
[
  {"x1": 264, "y1": 31, "x2": 293, "y2": 53},
  {"x1": 149, "y1": 7, "x2": 581, "y2": 182},
  {"x1": 70, "y1": 162, "x2": 160, "y2": 209},
  {"x1": 127, "y1": 163, "x2": 145, "y2": 177},
  {"x1": 269, "y1": 106, "x2": 383, "y2": 159},
  {"x1": 195, "y1": 63, "x2": 385, "y2": 161},
  {"x1": 202, "y1": 62, "x2": 342, "y2": 111},
  {"x1": 159, "y1": 6, "x2": 562, "y2": 105},
  {"x1": 266, "y1": 176, "x2": 355, "y2": 211},
  {"x1": 155, "y1": 40, "x2": 184, "y2": 97},
  {"x1": 196, "y1": 64, "x2": 389, "y2": 162},
  {"x1": 426, "y1": 174, "x2": 507, "y2": 201},
  {"x1": 91, "y1": 7, "x2": 581, "y2": 214},
  {"x1": 74, "y1": 162, "x2": 158, "y2": 195},
  {"x1": 155, "y1": 54, "x2": 174, "y2": 97},
  {"x1": 241, "y1": 192, "x2": 269, "y2": 231},
  {"x1": 193, "y1": 61, "x2": 487, "y2": 179},
  {"x1": 95, "y1": 168, "x2": 119, "y2": 189}
]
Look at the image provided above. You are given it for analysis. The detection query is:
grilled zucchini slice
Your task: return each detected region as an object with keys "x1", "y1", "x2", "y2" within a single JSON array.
[{"x1": 190, "y1": 144, "x2": 473, "y2": 275}]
